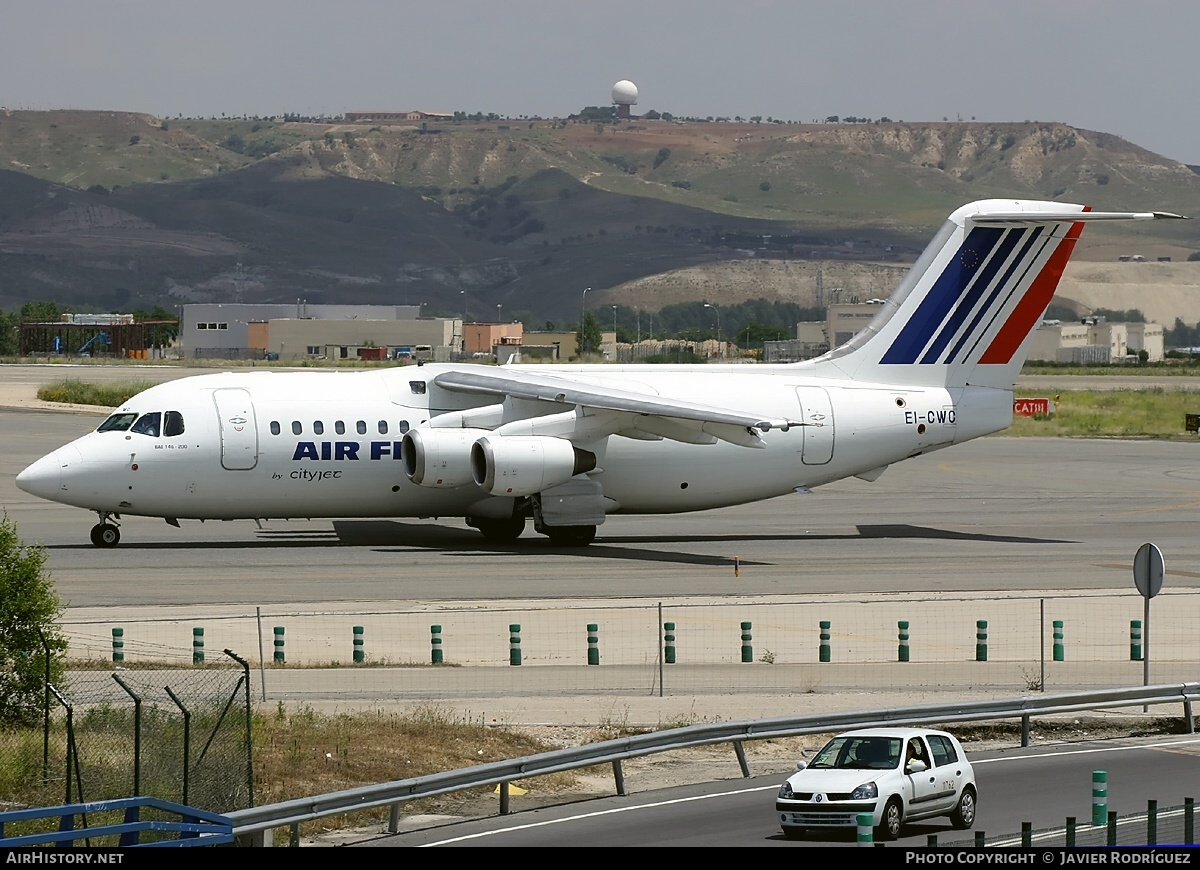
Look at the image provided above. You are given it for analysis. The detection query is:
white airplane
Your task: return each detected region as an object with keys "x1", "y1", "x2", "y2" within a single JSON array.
[{"x1": 16, "y1": 199, "x2": 1184, "y2": 548}]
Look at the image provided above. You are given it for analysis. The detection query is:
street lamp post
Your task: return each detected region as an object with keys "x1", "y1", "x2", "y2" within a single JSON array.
[
  {"x1": 581, "y1": 287, "x2": 591, "y2": 353},
  {"x1": 497, "y1": 303, "x2": 502, "y2": 322},
  {"x1": 460, "y1": 290, "x2": 467, "y2": 352},
  {"x1": 612, "y1": 306, "x2": 618, "y2": 360},
  {"x1": 704, "y1": 302, "x2": 721, "y2": 358}
]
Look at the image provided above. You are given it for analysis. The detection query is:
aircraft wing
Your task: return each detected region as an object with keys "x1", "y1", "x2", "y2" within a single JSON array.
[{"x1": 432, "y1": 368, "x2": 802, "y2": 448}]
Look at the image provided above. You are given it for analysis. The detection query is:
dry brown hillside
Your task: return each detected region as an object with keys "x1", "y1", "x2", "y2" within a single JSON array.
[{"x1": 606, "y1": 259, "x2": 1200, "y2": 328}]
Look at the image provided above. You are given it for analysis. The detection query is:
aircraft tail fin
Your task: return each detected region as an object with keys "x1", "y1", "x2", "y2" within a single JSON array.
[{"x1": 808, "y1": 200, "x2": 1185, "y2": 389}]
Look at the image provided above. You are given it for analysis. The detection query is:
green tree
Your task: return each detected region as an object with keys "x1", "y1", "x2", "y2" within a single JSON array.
[
  {"x1": 0, "y1": 513, "x2": 67, "y2": 727},
  {"x1": 1092, "y1": 308, "x2": 1146, "y2": 323},
  {"x1": 576, "y1": 311, "x2": 603, "y2": 357},
  {"x1": 0, "y1": 309, "x2": 18, "y2": 356},
  {"x1": 20, "y1": 301, "x2": 62, "y2": 323}
]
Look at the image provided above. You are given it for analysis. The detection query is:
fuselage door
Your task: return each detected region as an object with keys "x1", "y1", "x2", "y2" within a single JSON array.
[
  {"x1": 796, "y1": 387, "x2": 834, "y2": 465},
  {"x1": 213, "y1": 388, "x2": 258, "y2": 470}
]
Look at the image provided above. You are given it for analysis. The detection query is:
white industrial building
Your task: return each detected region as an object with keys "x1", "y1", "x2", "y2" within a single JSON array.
[
  {"x1": 181, "y1": 303, "x2": 461, "y2": 362},
  {"x1": 1028, "y1": 319, "x2": 1164, "y2": 363},
  {"x1": 788, "y1": 303, "x2": 1163, "y2": 364}
]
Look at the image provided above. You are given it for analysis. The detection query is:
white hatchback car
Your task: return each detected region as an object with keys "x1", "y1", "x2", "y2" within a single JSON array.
[{"x1": 775, "y1": 726, "x2": 977, "y2": 841}]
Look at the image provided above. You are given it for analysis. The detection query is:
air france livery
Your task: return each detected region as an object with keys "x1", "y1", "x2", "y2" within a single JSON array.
[{"x1": 16, "y1": 200, "x2": 1184, "y2": 547}]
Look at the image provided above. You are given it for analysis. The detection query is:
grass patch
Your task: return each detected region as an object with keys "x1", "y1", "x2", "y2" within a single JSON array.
[
  {"x1": 0, "y1": 702, "x2": 578, "y2": 843},
  {"x1": 253, "y1": 703, "x2": 577, "y2": 837},
  {"x1": 36, "y1": 378, "x2": 157, "y2": 407},
  {"x1": 1005, "y1": 389, "x2": 1200, "y2": 438}
]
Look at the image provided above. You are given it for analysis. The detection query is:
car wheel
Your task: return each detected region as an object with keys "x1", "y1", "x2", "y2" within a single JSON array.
[
  {"x1": 782, "y1": 827, "x2": 806, "y2": 840},
  {"x1": 876, "y1": 797, "x2": 903, "y2": 841},
  {"x1": 951, "y1": 787, "x2": 977, "y2": 829}
]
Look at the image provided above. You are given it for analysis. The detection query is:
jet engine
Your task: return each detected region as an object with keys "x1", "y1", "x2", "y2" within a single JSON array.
[
  {"x1": 471, "y1": 435, "x2": 597, "y2": 497},
  {"x1": 401, "y1": 428, "x2": 490, "y2": 488}
]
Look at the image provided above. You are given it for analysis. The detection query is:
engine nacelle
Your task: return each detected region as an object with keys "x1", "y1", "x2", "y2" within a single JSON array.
[
  {"x1": 402, "y1": 428, "x2": 490, "y2": 488},
  {"x1": 471, "y1": 435, "x2": 597, "y2": 497}
]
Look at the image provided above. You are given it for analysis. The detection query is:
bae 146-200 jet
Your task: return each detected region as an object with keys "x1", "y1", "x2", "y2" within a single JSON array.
[{"x1": 16, "y1": 199, "x2": 1185, "y2": 548}]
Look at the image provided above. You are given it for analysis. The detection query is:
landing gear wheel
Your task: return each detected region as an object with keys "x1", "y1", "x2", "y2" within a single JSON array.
[
  {"x1": 546, "y1": 525, "x2": 596, "y2": 547},
  {"x1": 90, "y1": 524, "x2": 121, "y2": 548},
  {"x1": 876, "y1": 797, "x2": 903, "y2": 841},
  {"x1": 473, "y1": 516, "x2": 526, "y2": 543}
]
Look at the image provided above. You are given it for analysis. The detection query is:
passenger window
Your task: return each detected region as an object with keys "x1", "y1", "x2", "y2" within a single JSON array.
[
  {"x1": 398, "y1": 420, "x2": 410, "y2": 434},
  {"x1": 270, "y1": 421, "x2": 281, "y2": 436},
  {"x1": 928, "y1": 735, "x2": 957, "y2": 767},
  {"x1": 410, "y1": 381, "x2": 427, "y2": 395},
  {"x1": 314, "y1": 421, "x2": 324, "y2": 435},
  {"x1": 164, "y1": 411, "x2": 185, "y2": 437},
  {"x1": 98, "y1": 412, "x2": 138, "y2": 432},
  {"x1": 335, "y1": 421, "x2": 345, "y2": 435},
  {"x1": 131, "y1": 412, "x2": 161, "y2": 437},
  {"x1": 292, "y1": 421, "x2": 302, "y2": 436},
  {"x1": 377, "y1": 420, "x2": 388, "y2": 434},
  {"x1": 356, "y1": 420, "x2": 367, "y2": 435}
]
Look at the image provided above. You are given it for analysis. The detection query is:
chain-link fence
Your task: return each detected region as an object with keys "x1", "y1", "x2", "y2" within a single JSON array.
[
  {"x1": 51, "y1": 591, "x2": 1200, "y2": 703},
  {"x1": 0, "y1": 650, "x2": 252, "y2": 826}
]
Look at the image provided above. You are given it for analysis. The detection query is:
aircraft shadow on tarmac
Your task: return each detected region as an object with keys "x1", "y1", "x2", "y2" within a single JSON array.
[
  {"x1": 335, "y1": 520, "x2": 1069, "y2": 548},
  {"x1": 45, "y1": 522, "x2": 1072, "y2": 569}
]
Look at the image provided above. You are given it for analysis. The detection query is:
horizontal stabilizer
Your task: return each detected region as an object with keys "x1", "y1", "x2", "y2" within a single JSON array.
[{"x1": 970, "y1": 210, "x2": 1186, "y2": 223}]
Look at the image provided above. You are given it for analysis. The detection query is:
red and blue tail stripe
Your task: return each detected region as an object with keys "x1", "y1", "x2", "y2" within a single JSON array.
[
  {"x1": 943, "y1": 226, "x2": 1047, "y2": 364},
  {"x1": 978, "y1": 219, "x2": 1083, "y2": 364},
  {"x1": 879, "y1": 221, "x2": 1076, "y2": 367}
]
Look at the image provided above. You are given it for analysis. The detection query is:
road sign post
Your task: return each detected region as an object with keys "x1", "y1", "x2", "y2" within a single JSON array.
[{"x1": 1132, "y1": 543, "x2": 1164, "y2": 709}]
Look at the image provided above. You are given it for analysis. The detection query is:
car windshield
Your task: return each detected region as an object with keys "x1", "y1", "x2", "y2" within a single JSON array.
[{"x1": 808, "y1": 736, "x2": 902, "y2": 770}]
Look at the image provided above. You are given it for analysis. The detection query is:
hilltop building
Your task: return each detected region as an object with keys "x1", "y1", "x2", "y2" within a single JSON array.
[{"x1": 342, "y1": 110, "x2": 452, "y2": 123}]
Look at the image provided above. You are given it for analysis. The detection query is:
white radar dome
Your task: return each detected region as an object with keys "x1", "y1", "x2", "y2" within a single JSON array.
[{"x1": 611, "y1": 80, "x2": 639, "y2": 105}]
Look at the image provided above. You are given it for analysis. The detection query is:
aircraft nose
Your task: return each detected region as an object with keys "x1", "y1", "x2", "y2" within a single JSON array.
[{"x1": 15, "y1": 446, "x2": 82, "y2": 500}]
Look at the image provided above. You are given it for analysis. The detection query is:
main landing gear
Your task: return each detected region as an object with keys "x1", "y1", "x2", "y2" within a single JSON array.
[
  {"x1": 469, "y1": 514, "x2": 527, "y2": 543},
  {"x1": 89, "y1": 512, "x2": 121, "y2": 548},
  {"x1": 467, "y1": 515, "x2": 597, "y2": 547},
  {"x1": 544, "y1": 525, "x2": 596, "y2": 547}
]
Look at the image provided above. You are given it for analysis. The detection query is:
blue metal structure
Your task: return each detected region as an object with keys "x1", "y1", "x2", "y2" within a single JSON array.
[
  {"x1": 77, "y1": 331, "x2": 110, "y2": 356},
  {"x1": 0, "y1": 796, "x2": 233, "y2": 847}
]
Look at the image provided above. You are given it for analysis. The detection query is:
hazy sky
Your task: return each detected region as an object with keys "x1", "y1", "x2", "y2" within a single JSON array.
[{"x1": 4, "y1": 1, "x2": 1199, "y2": 164}]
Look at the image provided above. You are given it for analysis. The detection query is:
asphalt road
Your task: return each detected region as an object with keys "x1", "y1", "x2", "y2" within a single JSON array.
[{"x1": 361, "y1": 736, "x2": 1200, "y2": 848}]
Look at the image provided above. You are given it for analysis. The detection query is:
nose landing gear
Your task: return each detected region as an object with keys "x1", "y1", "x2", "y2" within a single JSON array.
[{"x1": 89, "y1": 512, "x2": 121, "y2": 548}]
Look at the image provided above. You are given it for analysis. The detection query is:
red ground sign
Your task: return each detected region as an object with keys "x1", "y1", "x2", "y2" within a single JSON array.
[{"x1": 1014, "y1": 397, "x2": 1051, "y2": 416}]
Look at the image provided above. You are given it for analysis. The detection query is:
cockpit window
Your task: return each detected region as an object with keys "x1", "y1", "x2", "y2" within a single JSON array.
[
  {"x1": 130, "y1": 412, "x2": 161, "y2": 437},
  {"x1": 164, "y1": 411, "x2": 185, "y2": 437},
  {"x1": 98, "y1": 412, "x2": 137, "y2": 432}
]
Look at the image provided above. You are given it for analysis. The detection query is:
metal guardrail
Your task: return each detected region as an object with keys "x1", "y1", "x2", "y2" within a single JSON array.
[{"x1": 228, "y1": 682, "x2": 1199, "y2": 846}]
